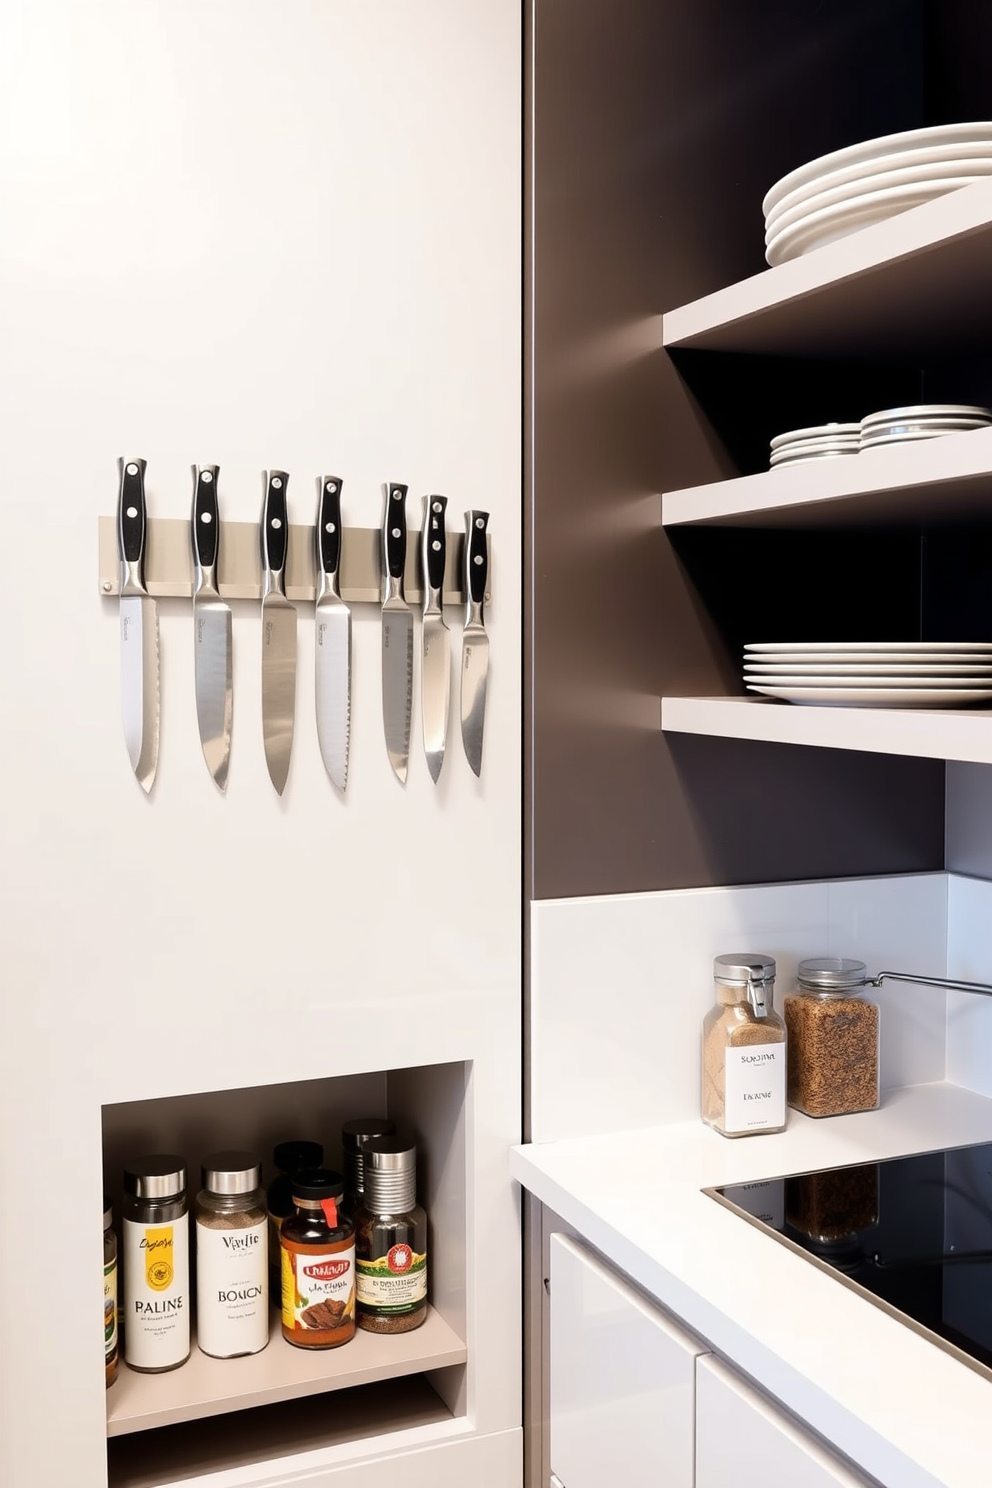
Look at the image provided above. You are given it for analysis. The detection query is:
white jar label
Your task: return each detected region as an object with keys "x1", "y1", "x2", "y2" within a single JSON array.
[
  {"x1": 195, "y1": 1217, "x2": 268, "y2": 1357},
  {"x1": 723, "y1": 1045, "x2": 786, "y2": 1134},
  {"x1": 123, "y1": 1215, "x2": 189, "y2": 1369}
]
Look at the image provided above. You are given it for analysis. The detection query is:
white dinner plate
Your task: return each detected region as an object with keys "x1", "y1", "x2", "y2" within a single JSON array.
[
  {"x1": 770, "y1": 422, "x2": 860, "y2": 449},
  {"x1": 764, "y1": 144, "x2": 992, "y2": 231},
  {"x1": 770, "y1": 450, "x2": 861, "y2": 467},
  {"x1": 769, "y1": 443, "x2": 860, "y2": 463},
  {"x1": 744, "y1": 663, "x2": 992, "y2": 676},
  {"x1": 765, "y1": 179, "x2": 979, "y2": 265},
  {"x1": 761, "y1": 122, "x2": 992, "y2": 216},
  {"x1": 744, "y1": 641, "x2": 992, "y2": 653},
  {"x1": 765, "y1": 156, "x2": 992, "y2": 239},
  {"x1": 746, "y1": 683, "x2": 992, "y2": 707},
  {"x1": 744, "y1": 655, "x2": 992, "y2": 667},
  {"x1": 861, "y1": 403, "x2": 992, "y2": 425},
  {"x1": 861, "y1": 419, "x2": 990, "y2": 437},
  {"x1": 860, "y1": 429, "x2": 987, "y2": 450}
]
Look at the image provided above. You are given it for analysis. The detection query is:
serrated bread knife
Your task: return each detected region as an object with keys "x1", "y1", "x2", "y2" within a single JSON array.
[
  {"x1": 420, "y1": 494, "x2": 450, "y2": 783},
  {"x1": 314, "y1": 475, "x2": 351, "y2": 791},
  {"x1": 117, "y1": 457, "x2": 160, "y2": 793},
  {"x1": 460, "y1": 509, "x2": 490, "y2": 777},
  {"x1": 260, "y1": 470, "x2": 296, "y2": 795},
  {"x1": 191, "y1": 464, "x2": 233, "y2": 792},
  {"x1": 381, "y1": 482, "x2": 413, "y2": 783}
]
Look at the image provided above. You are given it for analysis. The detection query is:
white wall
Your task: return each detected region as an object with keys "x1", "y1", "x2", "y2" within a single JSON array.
[{"x1": 0, "y1": 4, "x2": 521, "y2": 1486}]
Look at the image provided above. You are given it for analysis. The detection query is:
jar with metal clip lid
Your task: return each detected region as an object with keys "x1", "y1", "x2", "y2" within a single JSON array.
[
  {"x1": 701, "y1": 953, "x2": 787, "y2": 1137},
  {"x1": 784, "y1": 957, "x2": 879, "y2": 1117}
]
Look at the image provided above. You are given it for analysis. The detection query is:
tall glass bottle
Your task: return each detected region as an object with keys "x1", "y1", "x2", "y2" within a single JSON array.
[{"x1": 354, "y1": 1136, "x2": 428, "y2": 1334}]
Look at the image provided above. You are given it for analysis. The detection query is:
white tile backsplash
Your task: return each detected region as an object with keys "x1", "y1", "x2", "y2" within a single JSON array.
[{"x1": 946, "y1": 874, "x2": 992, "y2": 1098}]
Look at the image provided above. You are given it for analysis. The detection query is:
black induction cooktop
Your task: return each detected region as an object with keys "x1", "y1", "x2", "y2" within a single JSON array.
[{"x1": 709, "y1": 1139, "x2": 992, "y2": 1381}]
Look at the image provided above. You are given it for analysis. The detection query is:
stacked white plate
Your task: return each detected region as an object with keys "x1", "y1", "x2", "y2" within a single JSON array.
[
  {"x1": 769, "y1": 422, "x2": 860, "y2": 468},
  {"x1": 859, "y1": 403, "x2": 992, "y2": 450},
  {"x1": 743, "y1": 642, "x2": 992, "y2": 707},
  {"x1": 762, "y1": 122, "x2": 992, "y2": 266}
]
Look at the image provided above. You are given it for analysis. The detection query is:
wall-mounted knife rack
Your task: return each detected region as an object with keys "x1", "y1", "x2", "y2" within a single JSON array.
[{"x1": 97, "y1": 517, "x2": 492, "y2": 605}]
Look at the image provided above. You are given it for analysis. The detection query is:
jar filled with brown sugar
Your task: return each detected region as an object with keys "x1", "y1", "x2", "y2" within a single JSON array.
[
  {"x1": 785, "y1": 958, "x2": 879, "y2": 1118},
  {"x1": 701, "y1": 954, "x2": 787, "y2": 1138}
]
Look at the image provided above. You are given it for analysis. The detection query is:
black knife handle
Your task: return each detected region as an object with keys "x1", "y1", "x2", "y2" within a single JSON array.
[
  {"x1": 465, "y1": 510, "x2": 490, "y2": 604},
  {"x1": 423, "y1": 495, "x2": 448, "y2": 591},
  {"x1": 192, "y1": 465, "x2": 220, "y2": 569},
  {"x1": 261, "y1": 470, "x2": 290, "y2": 573},
  {"x1": 317, "y1": 475, "x2": 344, "y2": 575},
  {"x1": 117, "y1": 458, "x2": 148, "y2": 566},
  {"x1": 383, "y1": 483, "x2": 409, "y2": 581}
]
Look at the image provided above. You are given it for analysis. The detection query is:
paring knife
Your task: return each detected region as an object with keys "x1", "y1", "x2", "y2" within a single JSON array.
[
  {"x1": 380, "y1": 482, "x2": 413, "y2": 783},
  {"x1": 191, "y1": 464, "x2": 232, "y2": 792},
  {"x1": 460, "y1": 510, "x2": 490, "y2": 778},
  {"x1": 420, "y1": 494, "x2": 450, "y2": 784},
  {"x1": 117, "y1": 457, "x2": 160, "y2": 794},
  {"x1": 314, "y1": 475, "x2": 351, "y2": 791},
  {"x1": 260, "y1": 470, "x2": 296, "y2": 795}
]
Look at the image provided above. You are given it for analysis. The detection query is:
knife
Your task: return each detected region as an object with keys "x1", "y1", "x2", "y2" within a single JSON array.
[
  {"x1": 117, "y1": 457, "x2": 160, "y2": 794},
  {"x1": 191, "y1": 464, "x2": 232, "y2": 792},
  {"x1": 259, "y1": 470, "x2": 296, "y2": 795},
  {"x1": 314, "y1": 475, "x2": 351, "y2": 791},
  {"x1": 460, "y1": 509, "x2": 490, "y2": 778},
  {"x1": 380, "y1": 481, "x2": 413, "y2": 783},
  {"x1": 421, "y1": 494, "x2": 450, "y2": 783}
]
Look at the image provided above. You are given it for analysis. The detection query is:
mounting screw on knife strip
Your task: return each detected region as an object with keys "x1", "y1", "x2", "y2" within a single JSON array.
[
  {"x1": 259, "y1": 470, "x2": 297, "y2": 796},
  {"x1": 460, "y1": 509, "x2": 490, "y2": 778},
  {"x1": 314, "y1": 475, "x2": 351, "y2": 792},
  {"x1": 117, "y1": 457, "x2": 160, "y2": 794},
  {"x1": 191, "y1": 464, "x2": 233, "y2": 793},
  {"x1": 381, "y1": 482, "x2": 414, "y2": 784}
]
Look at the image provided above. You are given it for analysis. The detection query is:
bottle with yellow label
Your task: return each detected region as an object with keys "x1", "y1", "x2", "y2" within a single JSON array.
[{"x1": 122, "y1": 1155, "x2": 190, "y2": 1373}]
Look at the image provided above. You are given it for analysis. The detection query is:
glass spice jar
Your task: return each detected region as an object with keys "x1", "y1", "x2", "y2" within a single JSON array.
[
  {"x1": 341, "y1": 1116, "x2": 396, "y2": 1216},
  {"x1": 103, "y1": 1198, "x2": 119, "y2": 1388},
  {"x1": 195, "y1": 1151, "x2": 269, "y2": 1359},
  {"x1": 354, "y1": 1136, "x2": 428, "y2": 1334},
  {"x1": 784, "y1": 957, "x2": 879, "y2": 1117},
  {"x1": 266, "y1": 1140, "x2": 324, "y2": 1304},
  {"x1": 280, "y1": 1169, "x2": 355, "y2": 1349},
  {"x1": 122, "y1": 1154, "x2": 190, "y2": 1373},
  {"x1": 701, "y1": 953, "x2": 787, "y2": 1138}
]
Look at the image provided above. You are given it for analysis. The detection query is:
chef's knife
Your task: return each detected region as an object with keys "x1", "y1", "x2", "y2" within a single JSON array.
[
  {"x1": 381, "y1": 482, "x2": 413, "y2": 783},
  {"x1": 191, "y1": 464, "x2": 232, "y2": 792},
  {"x1": 117, "y1": 457, "x2": 160, "y2": 794},
  {"x1": 314, "y1": 475, "x2": 351, "y2": 791},
  {"x1": 420, "y1": 494, "x2": 450, "y2": 784},
  {"x1": 260, "y1": 470, "x2": 296, "y2": 795},
  {"x1": 460, "y1": 510, "x2": 490, "y2": 778}
]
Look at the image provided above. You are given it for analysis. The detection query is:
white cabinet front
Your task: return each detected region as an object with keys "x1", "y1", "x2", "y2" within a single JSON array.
[
  {"x1": 695, "y1": 1356, "x2": 874, "y2": 1488},
  {"x1": 549, "y1": 1233, "x2": 704, "y2": 1488}
]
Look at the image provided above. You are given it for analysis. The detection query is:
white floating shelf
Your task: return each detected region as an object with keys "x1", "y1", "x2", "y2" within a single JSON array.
[
  {"x1": 662, "y1": 426, "x2": 992, "y2": 528},
  {"x1": 106, "y1": 1307, "x2": 466, "y2": 1437},
  {"x1": 662, "y1": 178, "x2": 992, "y2": 358},
  {"x1": 661, "y1": 695, "x2": 992, "y2": 765}
]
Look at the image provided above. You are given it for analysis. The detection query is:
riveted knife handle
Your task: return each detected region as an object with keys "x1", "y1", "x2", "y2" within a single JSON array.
[
  {"x1": 192, "y1": 464, "x2": 220, "y2": 570},
  {"x1": 423, "y1": 494, "x2": 448, "y2": 596},
  {"x1": 317, "y1": 475, "x2": 344, "y2": 576},
  {"x1": 465, "y1": 510, "x2": 490, "y2": 605},
  {"x1": 261, "y1": 470, "x2": 290, "y2": 574},
  {"x1": 383, "y1": 482, "x2": 409, "y2": 584},
  {"x1": 118, "y1": 458, "x2": 148, "y2": 566}
]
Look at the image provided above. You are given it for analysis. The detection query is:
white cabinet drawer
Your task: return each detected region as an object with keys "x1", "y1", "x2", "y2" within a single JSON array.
[
  {"x1": 695, "y1": 1356, "x2": 874, "y2": 1488},
  {"x1": 549, "y1": 1233, "x2": 704, "y2": 1488}
]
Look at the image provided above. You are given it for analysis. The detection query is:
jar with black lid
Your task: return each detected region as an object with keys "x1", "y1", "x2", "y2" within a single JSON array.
[
  {"x1": 266, "y1": 1140, "x2": 324, "y2": 1303},
  {"x1": 341, "y1": 1117, "x2": 396, "y2": 1215},
  {"x1": 122, "y1": 1154, "x2": 190, "y2": 1372},
  {"x1": 354, "y1": 1136, "x2": 428, "y2": 1334},
  {"x1": 784, "y1": 957, "x2": 879, "y2": 1117},
  {"x1": 280, "y1": 1169, "x2": 355, "y2": 1348}
]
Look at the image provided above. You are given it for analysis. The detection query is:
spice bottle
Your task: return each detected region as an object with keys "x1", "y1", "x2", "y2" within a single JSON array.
[
  {"x1": 103, "y1": 1199, "x2": 119, "y2": 1388},
  {"x1": 701, "y1": 953, "x2": 787, "y2": 1138},
  {"x1": 266, "y1": 1140, "x2": 324, "y2": 1304},
  {"x1": 195, "y1": 1150, "x2": 268, "y2": 1359},
  {"x1": 122, "y1": 1154, "x2": 190, "y2": 1372},
  {"x1": 354, "y1": 1136, "x2": 428, "y2": 1334},
  {"x1": 280, "y1": 1169, "x2": 355, "y2": 1349},
  {"x1": 784, "y1": 957, "x2": 879, "y2": 1117},
  {"x1": 341, "y1": 1117, "x2": 396, "y2": 1215}
]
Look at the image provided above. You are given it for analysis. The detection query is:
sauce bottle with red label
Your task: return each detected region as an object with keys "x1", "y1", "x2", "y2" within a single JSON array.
[{"x1": 279, "y1": 1169, "x2": 355, "y2": 1348}]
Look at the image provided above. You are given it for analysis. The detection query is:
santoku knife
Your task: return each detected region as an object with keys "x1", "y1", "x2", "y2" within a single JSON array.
[
  {"x1": 259, "y1": 470, "x2": 296, "y2": 795},
  {"x1": 191, "y1": 464, "x2": 232, "y2": 792},
  {"x1": 380, "y1": 482, "x2": 413, "y2": 783},
  {"x1": 314, "y1": 475, "x2": 351, "y2": 791},
  {"x1": 117, "y1": 457, "x2": 160, "y2": 793},
  {"x1": 420, "y1": 494, "x2": 450, "y2": 783},
  {"x1": 460, "y1": 509, "x2": 490, "y2": 778}
]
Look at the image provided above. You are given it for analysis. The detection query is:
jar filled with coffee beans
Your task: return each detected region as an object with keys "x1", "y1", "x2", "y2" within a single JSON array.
[{"x1": 784, "y1": 957, "x2": 879, "y2": 1117}]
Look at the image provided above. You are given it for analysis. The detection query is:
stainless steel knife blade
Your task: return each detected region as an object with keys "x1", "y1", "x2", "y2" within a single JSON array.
[
  {"x1": 314, "y1": 474, "x2": 351, "y2": 791},
  {"x1": 117, "y1": 457, "x2": 160, "y2": 794},
  {"x1": 381, "y1": 481, "x2": 413, "y2": 783},
  {"x1": 260, "y1": 470, "x2": 296, "y2": 795},
  {"x1": 420, "y1": 493, "x2": 450, "y2": 784},
  {"x1": 460, "y1": 509, "x2": 490, "y2": 778},
  {"x1": 191, "y1": 464, "x2": 232, "y2": 792}
]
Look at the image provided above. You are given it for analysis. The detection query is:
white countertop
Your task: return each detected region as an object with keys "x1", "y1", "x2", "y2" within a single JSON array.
[{"x1": 510, "y1": 1082, "x2": 992, "y2": 1488}]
